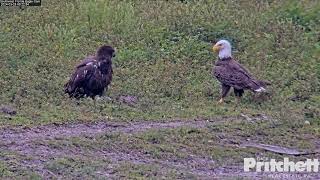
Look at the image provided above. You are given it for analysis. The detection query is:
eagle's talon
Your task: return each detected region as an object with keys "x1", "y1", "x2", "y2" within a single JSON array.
[{"x1": 218, "y1": 98, "x2": 224, "y2": 104}]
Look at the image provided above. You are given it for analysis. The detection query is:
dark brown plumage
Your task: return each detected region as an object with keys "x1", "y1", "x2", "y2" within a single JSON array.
[
  {"x1": 212, "y1": 40, "x2": 270, "y2": 103},
  {"x1": 214, "y1": 57, "x2": 269, "y2": 92},
  {"x1": 64, "y1": 45, "x2": 115, "y2": 99}
]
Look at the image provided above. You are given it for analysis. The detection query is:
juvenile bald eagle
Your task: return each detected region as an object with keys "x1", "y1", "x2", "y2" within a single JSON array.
[
  {"x1": 64, "y1": 45, "x2": 115, "y2": 99},
  {"x1": 212, "y1": 40, "x2": 270, "y2": 103}
]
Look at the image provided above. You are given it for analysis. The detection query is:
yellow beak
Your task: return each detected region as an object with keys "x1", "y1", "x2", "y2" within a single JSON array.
[{"x1": 212, "y1": 45, "x2": 221, "y2": 53}]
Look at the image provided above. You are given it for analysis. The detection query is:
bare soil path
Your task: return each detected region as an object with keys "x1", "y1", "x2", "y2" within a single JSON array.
[
  {"x1": 0, "y1": 120, "x2": 211, "y2": 145},
  {"x1": 0, "y1": 119, "x2": 318, "y2": 179}
]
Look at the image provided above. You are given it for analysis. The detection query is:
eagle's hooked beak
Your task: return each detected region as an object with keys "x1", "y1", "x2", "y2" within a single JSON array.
[{"x1": 212, "y1": 44, "x2": 221, "y2": 53}]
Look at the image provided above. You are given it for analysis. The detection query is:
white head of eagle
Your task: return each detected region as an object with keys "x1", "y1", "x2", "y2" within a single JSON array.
[
  {"x1": 211, "y1": 39, "x2": 271, "y2": 104},
  {"x1": 212, "y1": 40, "x2": 232, "y2": 59}
]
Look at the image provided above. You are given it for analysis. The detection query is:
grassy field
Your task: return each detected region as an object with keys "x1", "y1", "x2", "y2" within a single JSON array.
[{"x1": 0, "y1": 0, "x2": 319, "y2": 179}]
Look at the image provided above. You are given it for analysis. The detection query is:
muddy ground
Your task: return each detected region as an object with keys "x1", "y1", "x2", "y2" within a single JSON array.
[{"x1": 1, "y1": 118, "x2": 319, "y2": 179}]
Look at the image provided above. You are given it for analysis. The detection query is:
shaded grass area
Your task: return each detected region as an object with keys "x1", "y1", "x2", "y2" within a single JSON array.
[{"x1": 0, "y1": 0, "x2": 319, "y2": 127}]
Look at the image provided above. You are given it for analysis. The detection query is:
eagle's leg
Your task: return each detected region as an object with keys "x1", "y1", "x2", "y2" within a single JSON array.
[
  {"x1": 219, "y1": 84, "x2": 231, "y2": 103},
  {"x1": 234, "y1": 89, "x2": 244, "y2": 103}
]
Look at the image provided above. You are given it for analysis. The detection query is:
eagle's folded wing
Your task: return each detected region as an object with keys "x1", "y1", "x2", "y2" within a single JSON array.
[
  {"x1": 214, "y1": 63, "x2": 260, "y2": 91},
  {"x1": 65, "y1": 63, "x2": 95, "y2": 93},
  {"x1": 76, "y1": 56, "x2": 96, "y2": 68}
]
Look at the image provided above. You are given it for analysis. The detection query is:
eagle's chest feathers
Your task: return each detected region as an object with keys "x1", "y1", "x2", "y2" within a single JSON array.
[
  {"x1": 214, "y1": 58, "x2": 234, "y2": 72},
  {"x1": 215, "y1": 57, "x2": 233, "y2": 66},
  {"x1": 213, "y1": 58, "x2": 238, "y2": 81},
  {"x1": 89, "y1": 62, "x2": 111, "y2": 88}
]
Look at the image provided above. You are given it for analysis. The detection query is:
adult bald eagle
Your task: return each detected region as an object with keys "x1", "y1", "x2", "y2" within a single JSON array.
[
  {"x1": 212, "y1": 40, "x2": 270, "y2": 103},
  {"x1": 64, "y1": 45, "x2": 115, "y2": 99}
]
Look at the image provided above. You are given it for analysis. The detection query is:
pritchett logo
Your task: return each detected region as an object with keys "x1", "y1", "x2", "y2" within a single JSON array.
[{"x1": 244, "y1": 158, "x2": 319, "y2": 172}]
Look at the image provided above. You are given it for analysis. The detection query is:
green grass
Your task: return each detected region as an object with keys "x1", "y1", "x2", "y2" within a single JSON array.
[
  {"x1": 2, "y1": 120, "x2": 317, "y2": 178},
  {"x1": 0, "y1": 151, "x2": 41, "y2": 179},
  {"x1": 0, "y1": 0, "x2": 319, "y2": 127},
  {"x1": 0, "y1": 0, "x2": 319, "y2": 178},
  {"x1": 44, "y1": 156, "x2": 197, "y2": 179}
]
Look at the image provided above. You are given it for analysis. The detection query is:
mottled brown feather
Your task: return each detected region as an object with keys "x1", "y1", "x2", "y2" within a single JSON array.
[
  {"x1": 64, "y1": 46, "x2": 114, "y2": 99},
  {"x1": 213, "y1": 57, "x2": 266, "y2": 92}
]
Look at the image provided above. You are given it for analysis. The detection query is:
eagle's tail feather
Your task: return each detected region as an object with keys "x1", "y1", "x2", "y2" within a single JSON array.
[
  {"x1": 252, "y1": 79, "x2": 270, "y2": 92},
  {"x1": 64, "y1": 79, "x2": 77, "y2": 97},
  {"x1": 64, "y1": 72, "x2": 79, "y2": 95},
  {"x1": 64, "y1": 83, "x2": 71, "y2": 93},
  {"x1": 254, "y1": 87, "x2": 266, "y2": 92}
]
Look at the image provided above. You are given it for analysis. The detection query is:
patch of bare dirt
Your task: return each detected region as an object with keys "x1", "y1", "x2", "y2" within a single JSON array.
[
  {"x1": 0, "y1": 119, "x2": 221, "y2": 178},
  {"x1": 0, "y1": 120, "x2": 210, "y2": 146},
  {"x1": 0, "y1": 119, "x2": 319, "y2": 179}
]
